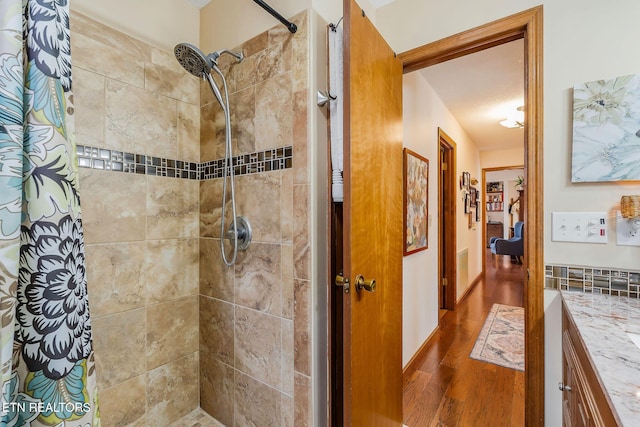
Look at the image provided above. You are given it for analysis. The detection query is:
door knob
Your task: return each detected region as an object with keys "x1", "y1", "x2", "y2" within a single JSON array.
[
  {"x1": 335, "y1": 272, "x2": 350, "y2": 294},
  {"x1": 558, "y1": 382, "x2": 572, "y2": 392},
  {"x1": 355, "y1": 275, "x2": 376, "y2": 292}
]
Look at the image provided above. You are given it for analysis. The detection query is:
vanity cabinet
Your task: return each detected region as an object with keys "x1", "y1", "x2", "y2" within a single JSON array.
[{"x1": 562, "y1": 302, "x2": 619, "y2": 427}]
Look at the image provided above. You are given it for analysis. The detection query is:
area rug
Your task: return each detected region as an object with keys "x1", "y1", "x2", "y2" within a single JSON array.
[{"x1": 470, "y1": 303, "x2": 524, "y2": 371}]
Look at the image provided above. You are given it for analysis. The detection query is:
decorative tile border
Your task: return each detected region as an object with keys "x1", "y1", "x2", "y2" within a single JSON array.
[
  {"x1": 545, "y1": 264, "x2": 640, "y2": 298},
  {"x1": 76, "y1": 144, "x2": 293, "y2": 180}
]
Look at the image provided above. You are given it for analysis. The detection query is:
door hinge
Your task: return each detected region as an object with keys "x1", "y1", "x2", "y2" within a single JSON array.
[
  {"x1": 442, "y1": 162, "x2": 448, "y2": 171},
  {"x1": 442, "y1": 278, "x2": 448, "y2": 287}
]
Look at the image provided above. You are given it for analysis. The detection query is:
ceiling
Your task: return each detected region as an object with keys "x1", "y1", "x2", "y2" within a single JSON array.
[{"x1": 418, "y1": 39, "x2": 525, "y2": 152}]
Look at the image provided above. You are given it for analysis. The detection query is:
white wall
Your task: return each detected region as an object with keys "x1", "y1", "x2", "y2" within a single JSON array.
[
  {"x1": 402, "y1": 71, "x2": 482, "y2": 366},
  {"x1": 480, "y1": 147, "x2": 524, "y2": 169},
  {"x1": 71, "y1": 0, "x2": 200, "y2": 51}
]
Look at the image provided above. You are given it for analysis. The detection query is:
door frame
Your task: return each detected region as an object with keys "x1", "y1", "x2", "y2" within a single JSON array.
[
  {"x1": 398, "y1": 6, "x2": 545, "y2": 425},
  {"x1": 438, "y1": 129, "x2": 457, "y2": 311}
]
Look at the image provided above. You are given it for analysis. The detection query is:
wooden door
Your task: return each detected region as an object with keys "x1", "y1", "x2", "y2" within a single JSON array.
[{"x1": 342, "y1": 0, "x2": 403, "y2": 425}]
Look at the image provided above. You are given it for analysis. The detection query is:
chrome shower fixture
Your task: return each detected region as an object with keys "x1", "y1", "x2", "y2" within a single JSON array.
[
  {"x1": 174, "y1": 43, "x2": 244, "y2": 78},
  {"x1": 174, "y1": 42, "x2": 250, "y2": 266}
]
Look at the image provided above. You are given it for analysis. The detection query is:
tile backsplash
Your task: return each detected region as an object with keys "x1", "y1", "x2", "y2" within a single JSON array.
[
  {"x1": 545, "y1": 264, "x2": 640, "y2": 298},
  {"x1": 77, "y1": 144, "x2": 293, "y2": 180}
]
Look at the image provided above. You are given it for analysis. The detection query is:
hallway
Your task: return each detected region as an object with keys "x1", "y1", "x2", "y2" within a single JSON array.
[{"x1": 403, "y1": 251, "x2": 525, "y2": 426}]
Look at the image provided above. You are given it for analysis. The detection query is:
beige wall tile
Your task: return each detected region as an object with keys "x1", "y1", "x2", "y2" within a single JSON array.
[
  {"x1": 86, "y1": 242, "x2": 146, "y2": 317},
  {"x1": 92, "y1": 308, "x2": 146, "y2": 389},
  {"x1": 294, "y1": 279, "x2": 311, "y2": 376},
  {"x1": 292, "y1": 28, "x2": 309, "y2": 93},
  {"x1": 105, "y1": 79, "x2": 177, "y2": 158},
  {"x1": 147, "y1": 177, "x2": 199, "y2": 239},
  {"x1": 80, "y1": 169, "x2": 146, "y2": 244},
  {"x1": 73, "y1": 67, "x2": 105, "y2": 148},
  {"x1": 235, "y1": 306, "x2": 281, "y2": 389},
  {"x1": 235, "y1": 243, "x2": 282, "y2": 316},
  {"x1": 230, "y1": 86, "x2": 256, "y2": 155},
  {"x1": 71, "y1": 32, "x2": 145, "y2": 88},
  {"x1": 146, "y1": 297, "x2": 199, "y2": 370},
  {"x1": 281, "y1": 319, "x2": 294, "y2": 396},
  {"x1": 294, "y1": 373, "x2": 311, "y2": 427},
  {"x1": 243, "y1": 31, "x2": 269, "y2": 57},
  {"x1": 200, "y1": 296, "x2": 234, "y2": 366},
  {"x1": 231, "y1": 54, "x2": 258, "y2": 94},
  {"x1": 200, "y1": 101, "x2": 225, "y2": 162},
  {"x1": 234, "y1": 172, "x2": 280, "y2": 243},
  {"x1": 145, "y1": 239, "x2": 198, "y2": 304},
  {"x1": 281, "y1": 244, "x2": 294, "y2": 319},
  {"x1": 293, "y1": 90, "x2": 309, "y2": 184},
  {"x1": 70, "y1": 11, "x2": 152, "y2": 63},
  {"x1": 99, "y1": 375, "x2": 146, "y2": 427},
  {"x1": 200, "y1": 352, "x2": 235, "y2": 426},
  {"x1": 255, "y1": 72, "x2": 293, "y2": 152},
  {"x1": 146, "y1": 47, "x2": 200, "y2": 105},
  {"x1": 255, "y1": 43, "x2": 285, "y2": 84},
  {"x1": 178, "y1": 101, "x2": 200, "y2": 163},
  {"x1": 293, "y1": 184, "x2": 310, "y2": 280},
  {"x1": 281, "y1": 169, "x2": 293, "y2": 243},
  {"x1": 147, "y1": 353, "x2": 199, "y2": 425},
  {"x1": 281, "y1": 394, "x2": 294, "y2": 427},
  {"x1": 234, "y1": 371, "x2": 282, "y2": 427},
  {"x1": 200, "y1": 238, "x2": 234, "y2": 302},
  {"x1": 199, "y1": 179, "x2": 231, "y2": 239}
]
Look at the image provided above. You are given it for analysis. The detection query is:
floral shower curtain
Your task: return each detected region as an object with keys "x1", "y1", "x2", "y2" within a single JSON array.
[{"x1": 0, "y1": 0, "x2": 99, "y2": 426}]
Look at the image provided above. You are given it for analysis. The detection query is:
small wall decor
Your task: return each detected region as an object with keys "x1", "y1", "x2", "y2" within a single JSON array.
[
  {"x1": 475, "y1": 205, "x2": 481, "y2": 222},
  {"x1": 460, "y1": 171, "x2": 470, "y2": 191},
  {"x1": 572, "y1": 73, "x2": 640, "y2": 182},
  {"x1": 470, "y1": 187, "x2": 477, "y2": 207},
  {"x1": 403, "y1": 148, "x2": 429, "y2": 255},
  {"x1": 464, "y1": 193, "x2": 471, "y2": 214}
]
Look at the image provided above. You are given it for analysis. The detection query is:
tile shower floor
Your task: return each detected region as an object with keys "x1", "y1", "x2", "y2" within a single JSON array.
[{"x1": 168, "y1": 408, "x2": 224, "y2": 427}]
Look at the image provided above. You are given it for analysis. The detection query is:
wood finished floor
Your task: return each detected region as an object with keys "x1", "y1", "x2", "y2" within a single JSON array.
[{"x1": 403, "y1": 251, "x2": 525, "y2": 427}]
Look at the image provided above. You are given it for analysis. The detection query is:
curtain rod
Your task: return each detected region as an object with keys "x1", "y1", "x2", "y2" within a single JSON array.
[{"x1": 252, "y1": 0, "x2": 297, "y2": 33}]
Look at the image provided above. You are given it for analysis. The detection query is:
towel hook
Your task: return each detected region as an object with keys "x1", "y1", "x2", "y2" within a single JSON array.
[{"x1": 317, "y1": 90, "x2": 338, "y2": 107}]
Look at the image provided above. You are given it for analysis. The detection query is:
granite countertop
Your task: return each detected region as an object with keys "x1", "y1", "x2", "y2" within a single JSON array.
[{"x1": 561, "y1": 291, "x2": 640, "y2": 426}]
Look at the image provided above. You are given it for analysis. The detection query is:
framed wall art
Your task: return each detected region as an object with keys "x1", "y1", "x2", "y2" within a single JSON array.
[
  {"x1": 572, "y1": 73, "x2": 640, "y2": 182},
  {"x1": 403, "y1": 148, "x2": 429, "y2": 255}
]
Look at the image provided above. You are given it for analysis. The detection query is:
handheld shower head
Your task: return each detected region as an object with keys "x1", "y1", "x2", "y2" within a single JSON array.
[
  {"x1": 174, "y1": 43, "x2": 212, "y2": 78},
  {"x1": 174, "y1": 43, "x2": 244, "y2": 78}
]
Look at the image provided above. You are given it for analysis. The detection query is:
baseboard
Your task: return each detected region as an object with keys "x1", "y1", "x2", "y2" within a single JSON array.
[
  {"x1": 457, "y1": 272, "x2": 484, "y2": 305},
  {"x1": 402, "y1": 325, "x2": 440, "y2": 381}
]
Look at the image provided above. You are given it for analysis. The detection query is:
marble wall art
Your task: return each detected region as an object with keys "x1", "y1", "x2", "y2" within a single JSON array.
[{"x1": 572, "y1": 74, "x2": 640, "y2": 182}]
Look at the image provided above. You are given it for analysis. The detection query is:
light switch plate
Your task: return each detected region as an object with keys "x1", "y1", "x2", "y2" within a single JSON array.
[
  {"x1": 616, "y1": 213, "x2": 640, "y2": 246},
  {"x1": 551, "y1": 212, "x2": 608, "y2": 243}
]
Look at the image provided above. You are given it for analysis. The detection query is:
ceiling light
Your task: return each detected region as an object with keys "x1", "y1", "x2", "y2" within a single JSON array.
[{"x1": 500, "y1": 106, "x2": 524, "y2": 128}]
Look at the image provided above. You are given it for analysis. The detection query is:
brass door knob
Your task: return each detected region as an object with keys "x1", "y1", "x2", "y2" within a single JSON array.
[{"x1": 355, "y1": 274, "x2": 376, "y2": 292}]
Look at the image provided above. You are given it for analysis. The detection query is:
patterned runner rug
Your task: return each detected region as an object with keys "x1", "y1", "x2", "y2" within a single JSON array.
[{"x1": 470, "y1": 303, "x2": 524, "y2": 371}]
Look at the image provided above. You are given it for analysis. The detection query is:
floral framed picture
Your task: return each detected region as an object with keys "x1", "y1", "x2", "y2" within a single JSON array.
[
  {"x1": 403, "y1": 148, "x2": 429, "y2": 255},
  {"x1": 572, "y1": 73, "x2": 640, "y2": 182}
]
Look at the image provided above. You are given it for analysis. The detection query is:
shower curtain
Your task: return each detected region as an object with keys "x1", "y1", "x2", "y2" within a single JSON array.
[{"x1": 0, "y1": 1, "x2": 100, "y2": 426}]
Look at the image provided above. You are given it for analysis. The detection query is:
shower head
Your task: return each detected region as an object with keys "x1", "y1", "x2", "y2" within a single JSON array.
[
  {"x1": 174, "y1": 43, "x2": 212, "y2": 78},
  {"x1": 174, "y1": 43, "x2": 244, "y2": 78}
]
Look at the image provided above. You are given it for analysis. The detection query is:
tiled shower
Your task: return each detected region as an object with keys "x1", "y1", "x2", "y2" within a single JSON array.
[{"x1": 72, "y1": 9, "x2": 313, "y2": 427}]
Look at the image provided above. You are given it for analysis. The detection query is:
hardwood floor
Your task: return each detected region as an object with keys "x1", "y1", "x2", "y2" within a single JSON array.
[{"x1": 403, "y1": 250, "x2": 525, "y2": 426}]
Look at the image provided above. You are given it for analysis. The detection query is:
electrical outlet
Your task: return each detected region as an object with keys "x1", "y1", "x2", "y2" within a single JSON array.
[
  {"x1": 616, "y1": 213, "x2": 640, "y2": 246},
  {"x1": 551, "y1": 212, "x2": 608, "y2": 243}
]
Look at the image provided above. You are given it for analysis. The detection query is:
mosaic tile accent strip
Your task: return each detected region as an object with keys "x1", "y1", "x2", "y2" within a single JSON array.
[
  {"x1": 545, "y1": 263, "x2": 640, "y2": 298},
  {"x1": 76, "y1": 144, "x2": 293, "y2": 180}
]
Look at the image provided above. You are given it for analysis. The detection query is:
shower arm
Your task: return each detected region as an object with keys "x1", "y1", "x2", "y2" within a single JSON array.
[{"x1": 252, "y1": 0, "x2": 297, "y2": 33}]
